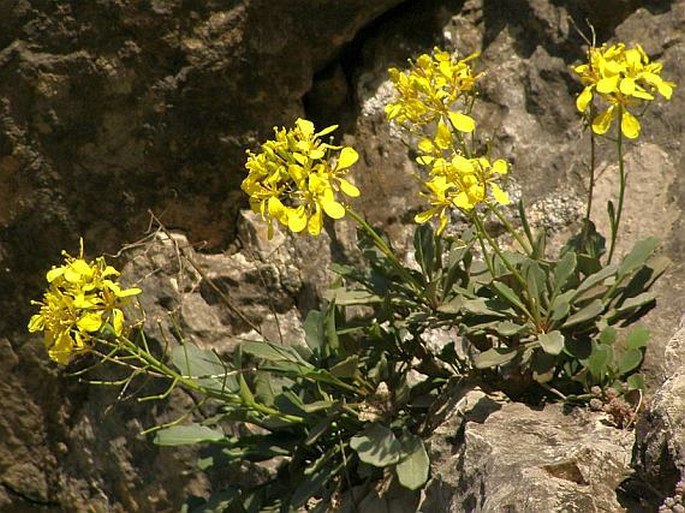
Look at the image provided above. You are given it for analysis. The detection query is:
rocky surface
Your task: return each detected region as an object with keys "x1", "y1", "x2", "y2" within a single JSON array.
[
  {"x1": 420, "y1": 390, "x2": 634, "y2": 513},
  {"x1": 2, "y1": 0, "x2": 685, "y2": 511}
]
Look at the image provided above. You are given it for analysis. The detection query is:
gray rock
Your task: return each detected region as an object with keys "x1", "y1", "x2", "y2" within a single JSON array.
[{"x1": 421, "y1": 396, "x2": 633, "y2": 513}]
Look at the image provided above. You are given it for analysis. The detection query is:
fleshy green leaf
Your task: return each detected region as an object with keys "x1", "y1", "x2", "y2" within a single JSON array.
[
  {"x1": 473, "y1": 347, "x2": 518, "y2": 369},
  {"x1": 414, "y1": 223, "x2": 436, "y2": 277},
  {"x1": 496, "y1": 321, "x2": 526, "y2": 336},
  {"x1": 154, "y1": 424, "x2": 225, "y2": 446},
  {"x1": 598, "y1": 326, "x2": 617, "y2": 345},
  {"x1": 303, "y1": 309, "x2": 324, "y2": 353},
  {"x1": 627, "y1": 373, "x2": 645, "y2": 390},
  {"x1": 618, "y1": 237, "x2": 660, "y2": 278},
  {"x1": 350, "y1": 424, "x2": 401, "y2": 467},
  {"x1": 563, "y1": 299, "x2": 604, "y2": 328},
  {"x1": 329, "y1": 355, "x2": 360, "y2": 379},
  {"x1": 584, "y1": 343, "x2": 612, "y2": 380},
  {"x1": 322, "y1": 288, "x2": 382, "y2": 305},
  {"x1": 574, "y1": 266, "x2": 617, "y2": 297},
  {"x1": 396, "y1": 435, "x2": 430, "y2": 490},
  {"x1": 550, "y1": 299, "x2": 570, "y2": 321},
  {"x1": 618, "y1": 348, "x2": 644, "y2": 375},
  {"x1": 626, "y1": 325, "x2": 650, "y2": 350},
  {"x1": 614, "y1": 292, "x2": 657, "y2": 316},
  {"x1": 171, "y1": 344, "x2": 238, "y2": 394},
  {"x1": 553, "y1": 251, "x2": 577, "y2": 292},
  {"x1": 538, "y1": 331, "x2": 564, "y2": 355},
  {"x1": 492, "y1": 281, "x2": 528, "y2": 314}
]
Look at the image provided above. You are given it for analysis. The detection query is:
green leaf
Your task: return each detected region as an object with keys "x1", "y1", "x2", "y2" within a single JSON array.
[
  {"x1": 443, "y1": 244, "x2": 470, "y2": 294},
  {"x1": 614, "y1": 292, "x2": 657, "y2": 316},
  {"x1": 550, "y1": 299, "x2": 570, "y2": 321},
  {"x1": 154, "y1": 424, "x2": 225, "y2": 446},
  {"x1": 473, "y1": 347, "x2": 518, "y2": 369},
  {"x1": 396, "y1": 435, "x2": 430, "y2": 490},
  {"x1": 574, "y1": 265, "x2": 617, "y2": 297},
  {"x1": 350, "y1": 424, "x2": 401, "y2": 467},
  {"x1": 627, "y1": 373, "x2": 645, "y2": 391},
  {"x1": 329, "y1": 355, "x2": 360, "y2": 379},
  {"x1": 618, "y1": 237, "x2": 660, "y2": 278},
  {"x1": 171, "y1": 344, "x2": 238, "y2": 394},
  {"x1": 463, "y1": 298, "x2": 508, "y2": 317},
  {"x1": 241, "y1": 341, "x2": 312, "y2": 368},
  {"x1": 492, "y1": 281, "x2": 528, "y2": 313},
  {"x1": 598, "y1": 326, "x2": 617, "y2": 345},
  {"x1": 495, "y1": 321, "x2": 526, "y2": 336},
  {"x1": 291, "y1": 461, "x2": 335, "y2": 508},
  {"x1": 563, "y1": 299, "x2": 604, "y2": 328},
  {"x1": 437, "y1": 296, "x2": 463, "y2": 314},
  {"x1": 524, "y1": 260, "x2": 547, "y2": 305},
  {"x1": 322, "y1": 288, "x2": 381, "y2": 305},
  {"x1": 584, "y1": 343, "x2": 612, "y2": 380},
  {"x1": 553, "y1": 251, "x2": 577, "y2": 292},
  {"x1": 626, "y1": 325, "x2": 650, "y2": 350},
  {"x1": 618, "y1": 348, "x2": 644, "y2": 375},
  {"x1": 303, "y1": 310, "x2": 324, "y2": 353},
  {"x1": 538, "y1": 331, "x2": 564, "y2": 355},
  {"x1": 564, "y1": 337, "x2": 592, "y2": 359},
  {"x1": 414, "y1": 223, "x2": 436, "y2": 277}
]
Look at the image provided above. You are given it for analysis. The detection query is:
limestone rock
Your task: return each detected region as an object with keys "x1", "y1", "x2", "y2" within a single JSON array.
[{"x1": 421, "y1": 395, "x2": 634, "y2": 513}]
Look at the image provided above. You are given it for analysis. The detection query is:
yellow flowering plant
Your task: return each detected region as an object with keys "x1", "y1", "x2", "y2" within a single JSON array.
[
  {"x1": 574, "y1": 42, "x2": 676, "y2": 263},
  {"x1": 241, "y1": 118, "x2": 360, "y2": 238},
  {"x1": 28, "y1": 240, "x2": 142, "y2": 364},
  {"x1": 27, "y1": 41, "x2": 675, "y2": 512}
]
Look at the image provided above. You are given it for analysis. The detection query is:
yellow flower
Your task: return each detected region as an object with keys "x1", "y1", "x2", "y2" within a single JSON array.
[
  {"x1": 385, "y1": 47, "x2": 481, "y2": 132},
  {"x1": 414, "y1": 153, "x2": 510, "y2": 234},
  {"x1": 574, "y1": 42, "x2": 676, "y2": 139},
  {"x1": 242, "y1": 119, "x2": 360, "y2": 238},
  {"x1": 28, "y1": 240, "x2": 141, "y2": 364}
]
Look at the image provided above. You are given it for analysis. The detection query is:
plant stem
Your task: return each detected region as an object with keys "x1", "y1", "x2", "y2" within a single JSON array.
[
  {"x1": 580, "y1": 129, "x2": 597, "y2": 249},
  {"x1": 471, "y1": 213, "x2": 542, "y2": 328},
  {"x1": 345, "y1": 207, "x2": 425, "y2": 296},
  {"x1": 607, "y1": 111, "x2": 626, "y2": 264},
  {"x1": 487, "y1": 204, "x2": 533, "y2": 256},
  {"x1": 118, "y1": 335, "x2": 304, "y2": 424}
]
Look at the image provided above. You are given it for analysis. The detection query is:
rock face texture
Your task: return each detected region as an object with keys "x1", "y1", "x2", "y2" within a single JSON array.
[
  {"x1": 2, "y1": 0, "x2": 685, "y2": 511},
  {"x1": 421, "y1": 391, "x2": 634, "y2": 513}
]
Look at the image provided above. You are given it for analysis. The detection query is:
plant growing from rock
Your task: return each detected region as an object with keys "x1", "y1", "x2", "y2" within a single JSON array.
[{"x1": 28, "y1": 40, "x2": 675, "y2": 512}]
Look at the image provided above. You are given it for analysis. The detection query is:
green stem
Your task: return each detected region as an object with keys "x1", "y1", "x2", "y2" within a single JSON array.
[
  {"x1": 580, "y1": 129, "x2": 597, "y2": 249},
  {"x1": 472, "y1": 213, "x2": 542, "y2": 329},
  {"x1": 487, "y1": 204, "x2": 533, "y2": 256},
  {"x1": 118, "y1": 336, "x2": 304, "y2": 424},
  {"x1": 607, "y1": 111, "x2": 626, "y2": 265},
  {"x1": 345, "y1": 207, "x2": 425, "y2": 296}
]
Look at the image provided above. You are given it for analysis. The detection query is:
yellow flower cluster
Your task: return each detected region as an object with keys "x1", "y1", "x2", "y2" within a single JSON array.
[
  {"x1": 385, "y1": 47, "x2": 509, "y2": 235},
  {"x1": 415, "y1": 147, "x2": 510, "y2": 234},
  {"x1": 242, "y1": 118, "x2": 360, "y2": 238},
  {"x1": 385, "y1": 48, "x2": 482, "y2": 132},
  {"x1": 574, "y1": 42, "x2": 675, "y2": 139},
  {"x1": 28, "y1": 242, "x2": 141, "y2": 364}
]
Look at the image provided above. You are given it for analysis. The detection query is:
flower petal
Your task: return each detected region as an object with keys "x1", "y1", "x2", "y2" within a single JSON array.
[
  {"x1": 491, "y1": 183, "x2": 511, "y2": 206},
  {"x1": 321, "y1": 196, "x2": 346, "y2": 219},
  {"x1": 447, "y1": 111, "x2": 475, "y2": 133},
  {"x1": 591, "y1": 107, "x2": 615, "y2": 135},
  {"x1": 288, "y1": 206, "x2": 308, "y2": 232},
  {"x1": 621, "y1": 110, "x2": 641, "y2": 139},
  {"x1": 339, "y1": 178, "x2": 360, "y2": 198},
  {"x1": 576, "y1": 87, "x2": 593, "y2": 112},
  {"x1": 337, "y1": 147, "x2": 359, "y2": 170}
]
